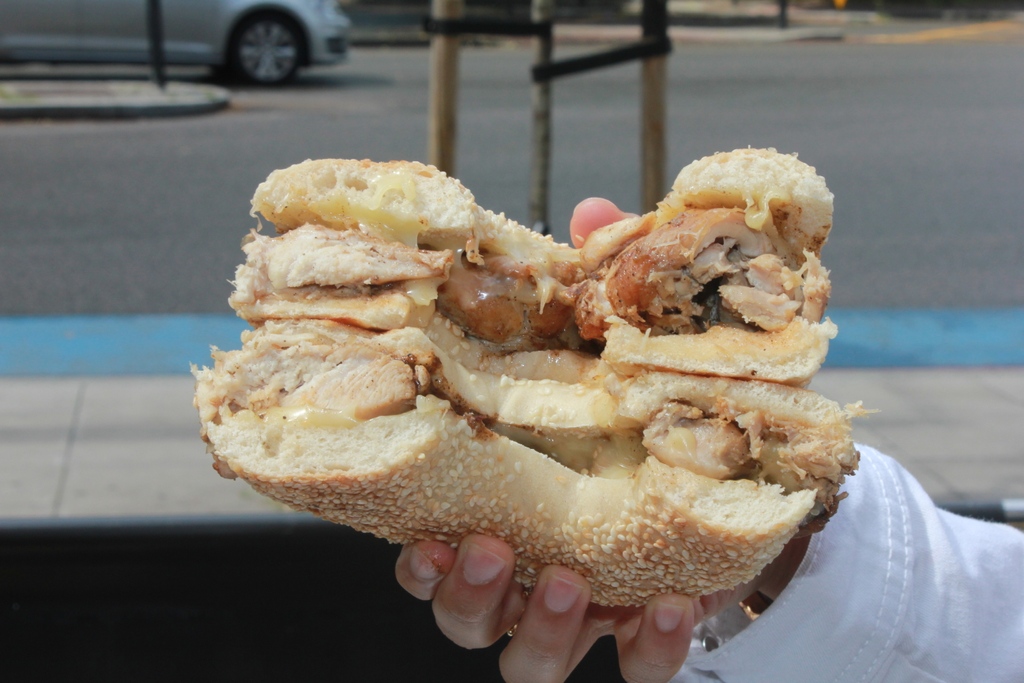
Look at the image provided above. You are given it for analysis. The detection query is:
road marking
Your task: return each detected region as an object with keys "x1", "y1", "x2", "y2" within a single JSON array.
[
  {"x1": 1, "y1": 309, "x2": 1023, "y2": 375},
  {"x1": 0, "y1": 314, "x2": 247, "y2": 377},
  {"x1": 825, "y1": 308, "x2": 1024, "y2": 368},
  {"x1": 864, "y1": 19, "x2": 1024, "y2": 44}
]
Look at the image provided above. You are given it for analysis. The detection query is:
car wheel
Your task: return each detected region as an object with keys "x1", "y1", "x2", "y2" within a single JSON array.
[{"x1": 229, "y1": 14, "x2": 305, "y2": 85}]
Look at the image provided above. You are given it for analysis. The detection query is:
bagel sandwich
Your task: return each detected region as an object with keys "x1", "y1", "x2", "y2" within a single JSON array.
[{"x1": 194, "y1": 149, "x2": 862, "y2": 606}]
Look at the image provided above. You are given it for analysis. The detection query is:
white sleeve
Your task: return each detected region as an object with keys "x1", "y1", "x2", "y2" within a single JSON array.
[{"x1": 673, "y1": 444, "x2": 1024, "y2": 683}]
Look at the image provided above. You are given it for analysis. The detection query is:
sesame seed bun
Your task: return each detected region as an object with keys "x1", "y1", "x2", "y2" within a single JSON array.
[{"x1": 195, "y1": 149, "x2": 860, "y2": 606}]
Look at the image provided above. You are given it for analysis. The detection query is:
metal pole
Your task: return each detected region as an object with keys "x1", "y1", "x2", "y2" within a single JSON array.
[
  {"x1": 779, "y1": 0, "x2": 789, "y2": 29},
  {"x1": 529, "y1": 0, "x2": 554, "y2": 234},
  {"x1": 428, "y1": 0, "x2": 464, "y2": 174},
  {"x1": 640, "y1": 0, "x2": 668, "y2": 212},
  {"x1": 146, "y1": 0, "x2": 167, "y2": 90}
]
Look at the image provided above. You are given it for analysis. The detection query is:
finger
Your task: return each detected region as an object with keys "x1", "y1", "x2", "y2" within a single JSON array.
[
  {"x1": 570, "y1": 197, "x2": 633, "y2": 248},
  {"x1": 616, "y1": 595, "x2": 696, "y2": 683},
  {"x1": 499, "y1": 566, "x2": 591, "y2": 683},
  {"x1": 431, "y1": 535, "x2": 523, "y2": 649},
  {"x1": 395, "y1": 541, "x2": 456, "y2": 600}
]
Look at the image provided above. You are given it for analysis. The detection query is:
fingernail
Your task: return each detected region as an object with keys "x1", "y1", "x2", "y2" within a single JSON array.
[
  {"x1": 462, "y1": 545, "x2": 506, "y2": 586},
  {"x1": 653, "y1": 601, "x2": 687, "y2": 634},
  {"x1": 410, "y1": 548, "x2": 441, "y2": 583},
  {"x1": 543, "y1": 576, "x2": 583, "y2": 613}
]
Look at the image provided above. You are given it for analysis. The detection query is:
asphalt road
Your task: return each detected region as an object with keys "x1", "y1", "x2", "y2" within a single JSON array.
[{"x1": 1, "y1": 34, "x2": 1022, "y2": 315}]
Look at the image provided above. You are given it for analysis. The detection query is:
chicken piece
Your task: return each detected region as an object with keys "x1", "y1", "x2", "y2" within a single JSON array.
[
  {"x1": 718, "y1": 285, "x2": 802, "y2": 332},
  {"x1": 436, "y1": 252, "x2": 576, "y2": 350},
  {"x1": 642, "y1": 403, "x2": 753, "y2": 480},
  {"x1": 570, "y1": 209, "x2": 772, "y2": 339},
  {"x1": 281, "y1": 353, "x2": 418, "y2": 420},
  {"x1": 231, "y1": 224, "x2": 453, "y2": 314},
  {"x1": 689, "y1": 240, "x2": 741, "y2": 283},
  {"x1": 566, "y1": 279, "x2": 617, "y2": 341},
  {"x1": 798, "y1": 252, "x2": 831, "y2": 323},
  {"x1": 260, "y1": 224, "x2": 451, "y2": 289},
  {"x1": 602, "y1": 210, "x2": 759, "y2": 325},
  {"x1": 567, "y1": 204, "x2": 840, "y2": 341},
  {"x1": 744, "y1": 253, "x2": 801, "y2": 297}
]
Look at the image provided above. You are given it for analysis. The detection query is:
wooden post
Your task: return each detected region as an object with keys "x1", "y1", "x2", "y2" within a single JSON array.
[
  {"x1": 641, "y1": 56, "x2": 666, "y2": 211},
  {"x1": 640, "y1": 0, "x2": 668, "y2": 212},
  {"x1": 529, "y1": 0, "x2": 554, "y2": 233},
  {"x1": 428, "y1": 0, "x2": 464, "y2": 174}
]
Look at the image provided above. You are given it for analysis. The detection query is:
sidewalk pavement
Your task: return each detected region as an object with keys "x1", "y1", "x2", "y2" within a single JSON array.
[{"x1": 2, "y1": 367, "x2": 1022, "y2": 519}]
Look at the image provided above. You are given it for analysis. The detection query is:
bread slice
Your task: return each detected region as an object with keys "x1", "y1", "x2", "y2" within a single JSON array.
[
  {"x1": 602, "y1": 316, "x2": 837, "y2": 386},
  {"x1": 250, "y1": 157, "x2": 577, "y2": 264},
  {"x1": 251, "y1": 158, "x2": 482, "y2": 244}
]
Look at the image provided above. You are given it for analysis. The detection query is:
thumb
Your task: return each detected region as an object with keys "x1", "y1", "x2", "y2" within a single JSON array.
[{"x1": 570, "y1": 198, "x2": 633, "y2": 248}]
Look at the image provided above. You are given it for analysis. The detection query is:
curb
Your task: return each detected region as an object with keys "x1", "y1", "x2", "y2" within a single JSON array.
[
  {"x1": 0, "y1": 80, "x2": 230, "y2": 120},
  {"x1": 348, "y1": 25, "x2": 846, "y2": 49},
  {"x1": 0, "y1": 19, "x2": 836, "y2": 120}
]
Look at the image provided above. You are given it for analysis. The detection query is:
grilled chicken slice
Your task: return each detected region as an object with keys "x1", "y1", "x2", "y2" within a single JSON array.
[
  {"x1": 231, "y1": 223, "x2": 453, "y2": 309},
  {"x1": 569, "y1": 208, "x2": 832, "y2": 340}
]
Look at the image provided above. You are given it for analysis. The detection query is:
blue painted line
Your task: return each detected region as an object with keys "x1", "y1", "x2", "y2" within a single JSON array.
[
  {"x1": 0, "y1": 314, "x2": 248, "y2": 376},
  {"x1": 0, "y1": 308, "x2": 1022, "y2": 376},
  {"x1": 825, "y1": 308, "x2": 1024, "y2": 368}
]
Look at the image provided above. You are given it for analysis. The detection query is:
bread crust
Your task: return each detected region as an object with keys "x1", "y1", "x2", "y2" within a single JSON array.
[
  {"x1": 602, "y1": 316, "x2": 837, "y2": 385},
  {"x1": 195, "y1": 149, "x2": 861, "y2": 606},
  {"x1": 658, "y1": 147, "x2": 834, "y2": 261}
]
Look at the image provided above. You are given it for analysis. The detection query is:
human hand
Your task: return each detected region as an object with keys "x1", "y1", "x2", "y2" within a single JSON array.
[
  {"x1": 396, "y1": 534, "x2": 715, "y2": 683},
  {"x1": 396, "y1": 531, "x2": 808, "y2": 683}
]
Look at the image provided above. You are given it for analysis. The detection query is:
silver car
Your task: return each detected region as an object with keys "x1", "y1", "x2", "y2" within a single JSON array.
[{"x1": 0, "y1": 0, "x2": 351, "y2": 85}]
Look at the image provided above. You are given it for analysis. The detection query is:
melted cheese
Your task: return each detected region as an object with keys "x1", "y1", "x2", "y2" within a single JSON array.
[
  {"x1": 447, "y1": 358, "x2": 620, "y2": 431},
  {"x1": 263, "y1": 405, "x2": 361, "y2": 430},
  {"x1": 534, "y1": 275, "x2": 558, "y2": 313},
  {"x1": 483, "y1": 229, "x2": 574, "y2": 311},
  {"x1": 652, "y1": 426, "x2": 698, "y2": 468},
  {"x1": 492, "y1": 424, "x2": 647, "y2": 479},
  {"x1": 369, "y1": 173, "x2": 418, "y2": 210},
  {"x1": 308, "y1": 172, "x2": 426, "y2": 247},
  {"x1": 404, "y1": 278, "x2": 442, "y2": 306}
]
